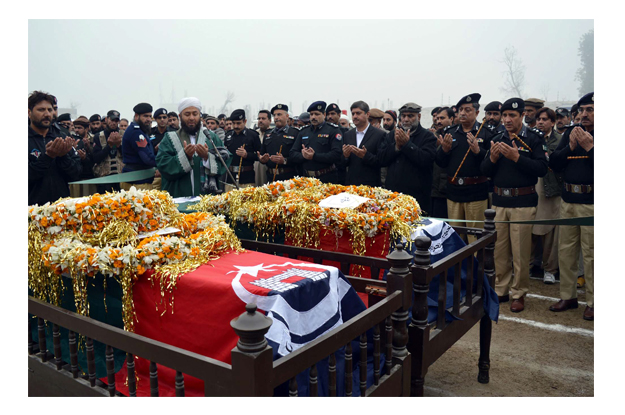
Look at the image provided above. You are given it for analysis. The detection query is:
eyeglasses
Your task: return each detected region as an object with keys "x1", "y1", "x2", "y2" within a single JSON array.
[{"x1": 157, "y1": 116, "x2": 168, "y2": 120}]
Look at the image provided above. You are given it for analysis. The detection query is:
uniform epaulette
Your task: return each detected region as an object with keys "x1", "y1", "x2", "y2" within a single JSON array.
[
  {"x1": 485, "y1": 124, "x2": 496, "y2": 132},
  {"x1": 443, "y1": 125, "x2": 453, "y2": 133},
  {"x1": 530, "y1": 127, "x2": 544, "y2": 137},
  {"x1": 328, "y1": 122, "x2": 339, "y2": 128},
  {"x1": 134, "y1": 124, "x2": 140, "y2": 128}
]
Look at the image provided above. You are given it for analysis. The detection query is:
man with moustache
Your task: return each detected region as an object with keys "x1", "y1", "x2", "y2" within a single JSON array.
[
  {"x1": 326, "y1": 103, "x2": 348, "y2": 184},
  {"x1": 383, "y1": 110, "x2": 397, "y2": 132},
  {"x1": 205, "y1": 115, "x2": 226, "y2": 141},
  {"x1": 92, "y1": 110, "x2": 124, "y2": 194},
  {"x1": 255, "y1": 110, "x2": 272, "y2": 186},
  {"x1": 430, "y1": 106, "x2": 455, "y2": 219},
  {"x1": 70, "y1": 115, "x2": 97, "y2": 197},
  {"x1": 289, "y1": 101, "x2": 343, "y2": 184},
  {"x1": 484, "y1": 101, "x2": 505, "y2": 132},
  {"x1": 378, "y1": 102, "x2": 437, "y2": 214},
  {"x1": 523, "y1": 98, "x2": 545, "y2": 129},
  {"x1": 548, "y1": 92, "x2": 595, "y2": 321},
  {"x1": 121, "y1": 103, "x2": 157, "y2": 191},
  {"x1": 436, "y1": 94, "x2": 496, "y2": 243},
  {"x1": 157, "y1": 98, "x2": 231, "y2": 197},
  {"x1": 168, "y1": 112, "x2": 180, "y2": 130},
  {"x1": 480, "y1": 98, "x2": 548, "y2": 313},
  {"x1": 555, "y1": 107, "x2": 571, "y2": 135},
  {"x1": 89, "y1": 114, "x2": 103, "y2": 136},
  {"x1": 28, "y1": 90, "x2": 81, "y2": 205},
  {"x1": 368, "y1": 108, "x2": 385, "y2": 130},
  {"x1": 119, "y1": 118, "x2": 129, "y2": 136},
  {"x1": 224, "y1": 109, "x2": 261, "y2": 189},
  {"x1": 151, "y1": 108, "x2": 175, "y2": 155},
  {"x1": 257, "y1": 104, "x2": 300, "y2": 183},
  {"x1": 342, "y1": 100, "x2": 387, "y2": 187}
]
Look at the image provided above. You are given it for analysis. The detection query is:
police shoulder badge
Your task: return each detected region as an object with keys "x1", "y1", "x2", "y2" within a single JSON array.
[
  {"x1": 30, "y1": 148, "x2": 41, "y2": 158},
  {"x1": 336, "y1": 134, "x2": 342, "y2": 140}
]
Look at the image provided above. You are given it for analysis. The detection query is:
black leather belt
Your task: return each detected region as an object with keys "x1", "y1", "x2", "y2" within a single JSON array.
[
  {"x1": 229, "y1": 165, "x2": 254, "y2": 173},
  {"x1": 494, "y1": 185, "x2": 536, "y2": 197},
  {"x1": 268, "y1": 167, "x2": 295, "y2": 175},
  {"x1": 564, "y1": 182, "x2": 593, "y2": 194},
  {"x1": 306, "y1": 165, "x2": 336, "y2": 178},
  {"x1": 448, "y1": 176, "x2": 488, "y2": 186}
]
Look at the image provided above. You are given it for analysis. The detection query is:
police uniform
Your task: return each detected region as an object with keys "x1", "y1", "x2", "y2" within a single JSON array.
[
  {"x1": 150, "y1": 108, "x2": 175, "y2": 154},
  {"x1": 549, "y1": 92, "x2": 594, "y2": 318},
  {"x1": 436, "y1": 94, "x2": 496, "y2": 243},
  {"x1": 480, "y1": 98, "x2": 549, "y2": 311},
  {"x1": 121, "y1": 103, "x2": 157, "y2": 190},
  {"x1": 327, "y1": 103, "x2": 349, "y2": 184},
  {"x1": 261, "y1": 104, "x2": 300, "y2": 183},
  {"x1": 289, "y1": 101, "x2": 343, "y2": 184},
  {"x1": 224, "y1": 109, "x2": 261, "y2": 188}
]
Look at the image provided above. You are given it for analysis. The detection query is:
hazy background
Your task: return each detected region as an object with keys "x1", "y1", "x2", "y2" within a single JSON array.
[{"x1": 29, "y1": 19, "x2": 593, "y2": 125}]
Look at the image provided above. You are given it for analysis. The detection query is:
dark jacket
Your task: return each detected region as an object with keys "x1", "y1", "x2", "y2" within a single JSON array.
[
  {"x1": 28, "y1": 126, "x2": 82, "y2": 205},
  {"x1": 224, "y1": 128, "x2": 261, "y2": 185},
  {"x1": 549, "y1": 125, "x2": 594, "y2": 204},
  {"x1": 342, "y1": 124, "x2": 387, "y2": 187},
  {"x1": 480, "y1": 126, "x2": 548, "y2": 208},
  {"x1": 542, "y1": 129, "x2": 563, "y2": 198},
  {"x1": 289, "y1": 122, "x2": 343, "y2": 183},
  {"x1": 378, "y1": 123, "x2": 437, "y2": 214}
]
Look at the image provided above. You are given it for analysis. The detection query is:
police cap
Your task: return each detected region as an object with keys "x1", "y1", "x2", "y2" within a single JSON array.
[
  {"x1": 57, "y1": 113, "x2": 71, "y2": 122},
  {"x1": 577, "y1": 92, "x2": 594, "y2": 107},
  {"x1": 299, "y1": 112, "x2": 311, "y2": 123},
  {"x1": 107, "y1": 110, "x2": 120, "y2": 121},
  {"x1": 271, "y1": 104, "x2": 289, "y2": 114},
  {"x1": 133, "y1": 103, "x2": 153, "y2": 115},
  {"x1": 456, "y1": 93, "x2": 481, "y2": 109},
  {"x1": 230, "y1": 109, "x2": 246, "y2": 120},
  {"x1": 501, "y1": 98, "x2": 525, "y2": 114},
  {"x1": 307, "y1": 101, "x2": 326, "y2": 113},
  {"x1": 398, "y1": 102, "x2": 422, "y2": 114},
  {"x1": 484, "y1": 101, "x2": 503, "y2": 112},
  {"x1": 431, "y1": 107, "x2": 441, "y2": 116},
  {"x1": 217, "y1": 113, "x2": 226, "y2": 120},
  {"x1": 153, "y1": 108, "x2": 168, "y2": 118},
  {"x1": 89, "y1": 114, "x2": 101, "y2": 122},
  {"x1": 326, "y1": 103, "x2": 341, "y2": 114},
  {"x1": 555, "y1": 107, "x2": 570, "y2": 118},
  {"x1": 524, "y1": 98, "x2": 545, "y2": 109}
]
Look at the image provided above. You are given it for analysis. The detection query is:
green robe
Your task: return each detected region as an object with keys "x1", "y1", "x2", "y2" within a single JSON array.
[{"x1": 156, "y1": 128, "x2": 231, "y2": 198}]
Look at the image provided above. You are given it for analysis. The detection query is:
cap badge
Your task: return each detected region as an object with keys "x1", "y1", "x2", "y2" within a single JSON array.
[
  {"x1": 277, "y1": 104, "x2": 282, "y2": 108},
  {"x1": 591, "y1": 95, "x2": 594, "y2": 101},
  {"x1": 512, "y1": 103, "x2": 518, "y2": 109},
  {"x1": 467, "y1": 96, "x2": 472, "y2": 102}
]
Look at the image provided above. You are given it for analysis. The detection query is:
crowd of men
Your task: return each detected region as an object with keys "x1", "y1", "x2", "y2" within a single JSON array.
[{"x1": 28, "y1": 90, "x2": 594, "y2": 321}]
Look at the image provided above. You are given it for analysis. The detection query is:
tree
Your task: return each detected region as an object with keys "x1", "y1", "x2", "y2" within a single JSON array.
[
  {"x1": 575, "y1": 29, "x2": 594, "y2": 96},
  {"x1": 219, "y1": 91, "x2": 235, "y2": 115},
  {"x1": 500, "y1": 46, "x2": 526, "y2": 98},
  {"x1": 540, "y1": 83, "x2": 550, "y2": 102}
]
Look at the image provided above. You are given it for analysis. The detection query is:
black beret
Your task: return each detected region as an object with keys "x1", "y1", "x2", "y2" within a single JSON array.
[
  {"x1": 501, "y1": 98, "x2": 525, "y2": 114},
  {"x1": 133, "y1": 102, "x2": 153, "y2": 115},
  {"x1": 271, "y1": 103, "x2": 289, "y2": 114},
  {"x1": 571, "y1": 104, "x2": 579, "y2": 114},
  {"x1": 217, "y1": 114, "x2": 226, "y2": 120},
  {"x1": 484, "y1": 101, "x2": 502, "y2": 112},
  {"x1": 555, "y1": 107, "x2": 570, "y2": 117},
  {"x1": 57, "y1": 113, "x2": 71, "y2": 122},
  {"x1": 456, "y1": 93, "x2": 481, "y2": 109},
  {"x1": 299, "y1": 112, "x2": 311, "y2": 122},
  {"x1": 431, "y1": 107, "x2": 441, "y2": 116},
  {"x1": 107, "y1": 110, "x2": 120, "y2": 120},
  {"x1": 230, "y1": 109, "x2": 246, "y2": 120},
  {"x1": 89, "y1": 114, "x2": 101, "y2": 122},
  {"x1": 307, "y1": 101, "x2": 326, "y2": 113},
  {"x1": 577, "y1": 92, "x2": 594, "y2": 107},
  {"x1": 153, "y1": 108, "x2": 168, "y2": 118},
  {"x1": 327, "y1": 103, "x2": 340, "y2": 114}
]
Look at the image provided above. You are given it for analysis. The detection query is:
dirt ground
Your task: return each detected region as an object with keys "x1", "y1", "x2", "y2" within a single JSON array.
[{"x1": 422, "y1": 274, "x2": 594, "y2": 397}]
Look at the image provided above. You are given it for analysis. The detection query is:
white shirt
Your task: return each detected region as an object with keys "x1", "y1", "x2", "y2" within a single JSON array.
[{"x1": 356, "y1": 123, "x2": 370, "y2": 148}]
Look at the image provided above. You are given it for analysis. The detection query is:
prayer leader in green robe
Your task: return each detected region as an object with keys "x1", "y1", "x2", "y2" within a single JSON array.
[{"x1": 156, "y1": 97, "x2": 232, "y2": 198}]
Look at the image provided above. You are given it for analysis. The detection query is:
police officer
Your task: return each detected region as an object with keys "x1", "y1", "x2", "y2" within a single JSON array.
[
  {"x1": 555, "y1": 107, "x2": 571, "y2": 135},
  {"x1": 289, "y1": 101, "x2": 343, "y2": 184},
  {"x1": 121, "y1": 103, "x2": 157, "y2": 190},
  {"x1": 326, "y1": 103, "x2": 349, "y2": 184},
  {"x1": 378, "y1": 102, "x2": 437, "y2": 214},
  {"x1": 151, "y1": 108, "x2": 174, "y2": 154},
  {"x1": 92, "y1": 109, "x2": 124, "y2": 194},
  {"x1": 224, "y1": 109, "x2": 261, "y2": 189},
  {"x1": 257, "y1": 104, "x2": 300, "y2": 183},
  {"x1": 436, "y1": 93, "x2": 496, "y2": 243},
  {"x1": 89, "y1": 114, "x2": 103, "y2": 137},
  {"x1": 484, "y1": 101, "x2": 505, "y2": 132},
  {"x1": 480, "y1": 98, "x2": 548, "y2": 313},
  {"x1": 548, "y1": 92, "x2": 594, "y2": 320}
]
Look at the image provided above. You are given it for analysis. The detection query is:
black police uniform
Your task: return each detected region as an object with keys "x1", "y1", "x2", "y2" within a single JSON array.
[
  {"x1": 480, "y1": 125, "x2": 549, "y2": 208},
  {"x1": 435, "y1": 120, "x2": 496, "y2": 203},
  {"x1": 224, "y1": 128, "x2": 261, "y2": 185},
  {"x1": 121, "y1": 122, "x2": 157, "y2": 185},
  {"x1": 260, "y1": 125, "x2": 300, "y2": 182},
  {"x1": 289, "y1": 121, "x2": 343, "y2": 184},
  {"x1": 150, "y1": 125, "x2": 176, "y2": 155}
]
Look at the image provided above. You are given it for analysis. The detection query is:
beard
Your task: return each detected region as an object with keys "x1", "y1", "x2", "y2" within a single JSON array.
[
  {"x1": 139, "y1": 120, "x2": 151, "y2": 135},
  {"x1": 524, "y1": 116, "x2": 536, "y2": 125},
  {"x1": 181, "y1": 118, "x2": 201, "y2": 136},
  {"x1": 31, "y1": 116, "x2": 52, "y2": 130}
]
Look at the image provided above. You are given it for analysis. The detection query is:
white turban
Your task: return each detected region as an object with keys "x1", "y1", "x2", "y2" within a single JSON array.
[{"x1": 178, "y1": 97, "x2": 202, "y2": 114}]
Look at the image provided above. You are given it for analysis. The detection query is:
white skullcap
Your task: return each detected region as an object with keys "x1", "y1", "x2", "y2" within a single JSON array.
[
  {"x1": 178, "y1": 97, "x2": 202, "y2": 114},
  {"x1": 340, "y1": 113, "x2": 350, "y2": 120}
]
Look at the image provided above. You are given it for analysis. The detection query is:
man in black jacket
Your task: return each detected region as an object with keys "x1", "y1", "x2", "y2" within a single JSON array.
[
  {"x1": 481, "y1": 98, "x2": 548, "y2": 313},
  {"x1": 378, "y1": 102, "x2": 436, "y2": 214},
  {"x1": 548, "y1": 92, "x2": 594, "y2": 321},
  {"x1": 342, "y1": 101, "x2": 387, "y2": 187},
  {"x1": 28, "y1": 90, "x2": 82, "y2": 205},
  {"x1": 257, "y1": 104, "x2": 301, "y2": 183}
]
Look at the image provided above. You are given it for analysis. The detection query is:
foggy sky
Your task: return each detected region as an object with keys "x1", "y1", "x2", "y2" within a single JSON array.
[{"x1": 29, "y1": 19, "x2": 593, "y2": 121}]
